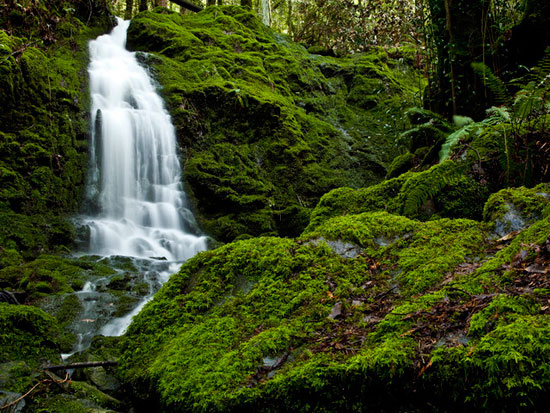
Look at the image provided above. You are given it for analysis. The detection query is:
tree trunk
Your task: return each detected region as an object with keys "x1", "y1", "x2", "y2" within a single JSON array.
[
  {"x1": 170, "y1": 0, "x2": 203, "y2": 12},
  {"x1": 260, "y1": 0, "x2": 271, "y2": 26},
  {"x1": 506, "y1": 0, "x2": 550, "y2": 69},
  {"x1": 124, "y1": 0, "x2": 133, "y2": 19},
  {"x1": 139, "y1": 0, "x2": 148, "y2": 12},
  {"x1": 44, "y1": 361, "x2": 118, "y2": 371},
  {"x1": 207, "y1": 0, "x2": 216, "y2": 6},
  {"x1": 287, "y1": 0, "x2": 293, "y2": 38},
  {"x1": 426, "y1": 0, "x2": 490, "y2": 118},
  {"x1": 241, "y1": 0, "x2": 252, "y2": 7}
]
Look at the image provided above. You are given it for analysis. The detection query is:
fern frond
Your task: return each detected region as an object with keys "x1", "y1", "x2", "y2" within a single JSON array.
[
  {"x1": 471, "y1": 62, "x2": 512, "y2": 105},
  {"x1": 535, "y1": 47, "x2": 550, "y2": 78}
]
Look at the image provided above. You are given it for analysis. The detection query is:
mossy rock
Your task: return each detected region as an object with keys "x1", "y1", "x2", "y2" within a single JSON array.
[
  {"x1": 0, "y1": 255, "x2": 88, "y2": 303},
  {"x1": 306, "y1": 161, "x2": 489, "y2": 231},
  {"x1": 118, "y1": 207, "x2": 550, "y2": 410},
  {"x1": 483, "y1": 184, "x2": 550, "y2": 236},
  {"x1": 0, "y1": 2, "x2": 113, "y2": 264},
  {"x1": 69, "y1": 335, "x2": 122, "y2": 394},
  {"x1": 0, "y1": 213, "x2": 75, "y2": 260},
  {"x1": 126, "y1": 6, "x2": 422, "y2": 241},
  {"x1": 386, "y1": 152, "x2": 414, "y2": 179},
  {"x1": 117, "y1": 210, "x2": 496, "y2": 410},
  {"x1": 0, "y1": 303, "x2": 61, "y2": 368}
]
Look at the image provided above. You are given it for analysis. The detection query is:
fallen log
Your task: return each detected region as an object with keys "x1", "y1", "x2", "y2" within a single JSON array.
[
  {"x1": 169, "y1": 0, "x2": 203, "y2": 12},
  {"x1": 44, "y1": 361, "x2": 118, "y2": 371}
]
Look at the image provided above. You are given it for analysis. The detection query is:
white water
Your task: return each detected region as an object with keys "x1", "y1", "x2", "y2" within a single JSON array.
[{"x1": 75, "y1": 18, "x2": 207, "y2": 340}]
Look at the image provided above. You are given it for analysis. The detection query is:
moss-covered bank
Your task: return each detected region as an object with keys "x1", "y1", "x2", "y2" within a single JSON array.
[
  {"x1": 126, "y1": 6, "x2": 422, "y2": 241},
  {"x1": 118, "y1": 183, "x2": 550, "y2": 411},
  {"x1": 0, "y1": 0, "x2": 111, "y2": 260}
]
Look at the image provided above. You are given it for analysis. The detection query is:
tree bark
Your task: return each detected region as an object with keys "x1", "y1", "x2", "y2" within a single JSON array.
[
  {"x1": 426, "y1": 0, "x2": 490, "y2": 118},
  {"x1": 241, "y1": 0, "x2": 252, "y2": 7},
  {"x1": 170, "y1": 0, "x2": 203, "y2": 12},
  {"x1": 260, "y1": 0, "x2": 271, "y2": 26},
  {"x1": 139, "y1": 0, "x2": 148, "y2": 12},
  {"x1": 124, "y1": 0, "x2": 133, "y2": 19},
  {"x1": 207, "y1": 0, "x2": 216, "y2": 6}
]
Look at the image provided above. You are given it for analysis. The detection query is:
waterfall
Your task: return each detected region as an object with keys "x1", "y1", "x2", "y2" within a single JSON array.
[
  {"x1": 85, "y1": 18, "x2": 207, "y2": 261},
  {"x1": 67, "y1": 18, "x2": 207, "y2": 345}
]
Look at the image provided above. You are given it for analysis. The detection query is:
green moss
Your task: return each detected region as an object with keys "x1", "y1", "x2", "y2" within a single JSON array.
[
  {"x1": 0, "y1": 303, "x2": 60, "y2": 367},
  {"x1": 483, "y1": 184, "x2": 550, "y2": 234},
  {"x1": 386, "y1": 152, "x2": 414, "y2": 179},
  {"x1": 68, "y1": 380, "x2": 122, "y2": 410},
  {"x1": 306, "y1": 161, "x2": 489, "y2": 232},
  {"x1": 394, "y1": 219, "x2": 487, "y2": 294},
  {"x1": 126, "y1": 6, "x2": 421, "y2": 241},
  {"x1": 119, "y1": 235, "x2": 397, "y2": 409},
  {"x1": 468, "y1": 295, "x2": 540, "y2": 338},
  {"x1": 305, "y1": 174, "x2": 410, "y2": 231},
  {"x1": 0, "y1": 255, "x2": 85, "y2": 302},
  {"x1": 117, "y1": 207, "x2": 494, "y2": 409},
  {"x1": 430, "y1": 315, "x2": 550, "y2": 409}
]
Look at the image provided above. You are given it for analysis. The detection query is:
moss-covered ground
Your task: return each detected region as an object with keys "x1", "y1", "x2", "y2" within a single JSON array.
[
  {"x1": 118, "y1": 180, "x2": 550, "y2": 411},
  {"x1": 2, "y1": 2, "x2": 550, "y2": 412}
]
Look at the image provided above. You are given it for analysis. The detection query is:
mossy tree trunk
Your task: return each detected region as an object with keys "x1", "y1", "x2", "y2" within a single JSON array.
[{"x1": 426, "y1": 0, "x2": 491, "y2": 119}]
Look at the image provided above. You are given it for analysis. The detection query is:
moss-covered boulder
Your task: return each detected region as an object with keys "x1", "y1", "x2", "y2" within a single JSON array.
[
  {"x1": 306, "y1": 160, "x2": 489, "y2": 231},
  {"x1": 0, "y1": 303, "x2": 61, "y2": 367},
  {"x1": 118, "y1": 195, "x2": 550, "y2": 411},
  {"x1": 125, "y1": 6, "x2": 421, "y2": 241},
  {"x1": 483, "y1": 184, "x2": 550, "y2": 236}
]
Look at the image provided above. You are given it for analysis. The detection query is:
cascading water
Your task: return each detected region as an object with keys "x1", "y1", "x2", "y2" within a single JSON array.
[
  {"x1": 65, "y1": 19, "x2": 207, "y2": 356},
  {"x1": 86, "y1": 18, "x2": 205, "y2": 262}
]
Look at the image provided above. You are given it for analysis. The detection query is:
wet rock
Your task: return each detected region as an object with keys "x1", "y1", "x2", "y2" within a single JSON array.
[
  {"x1": 309, "y1": 237, "x2": 362, "y2": 258},
  {"x1": 328, "y1": 302, "x2": 343, "y2": 319},
  {"x1": 494, "y1": 203, "x2": 527, "y2": 237},
  {"x1": 0, "y1": 391, "x2": 25, "y2": 412}
]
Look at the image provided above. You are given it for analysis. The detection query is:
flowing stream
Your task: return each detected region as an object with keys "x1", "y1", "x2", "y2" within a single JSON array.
[{"x1": 65, "y1": 19, "x2": 207, "y2": 356}]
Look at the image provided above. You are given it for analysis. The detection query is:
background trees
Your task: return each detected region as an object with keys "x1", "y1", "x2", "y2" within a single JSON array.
[{"x1": 109, "y1": 0, "x2": 548, "y2": 119}]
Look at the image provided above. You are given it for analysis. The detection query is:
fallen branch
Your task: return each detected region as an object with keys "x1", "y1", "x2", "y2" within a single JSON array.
[
  {"x1": 0, "y1": 372, "x2": 69, "y2": 410},
  {"x1": 169, "y1": 0, "x2": 203, "y2": 12},
  {"x1": 44, "y1": 360, "x2": 118, "y2": 371}
]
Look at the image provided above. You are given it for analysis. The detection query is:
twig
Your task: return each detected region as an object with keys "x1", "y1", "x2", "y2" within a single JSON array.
[
  {"x1": 1, "y1": 40, "x2": 39, "y2": 63},
  {"x1": 465, "y1": 144, "x2": 482, "y2": 169},
  {"x1": 376, "y1": 285, "x2": 398, "y2": 299},
  {"x1": 0, "y1": 372, "x2": 69, "y2": 410},
  {"x1": 444, "y1": 286, "x2": 474, "y2": 299},
  {"x1": 0, "y1": 380, "x2": 46, "y2": 410}
]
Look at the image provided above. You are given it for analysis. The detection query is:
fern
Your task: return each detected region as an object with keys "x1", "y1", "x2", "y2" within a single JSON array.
[{"x1": 472, "y1": 62, "x2": 512, "y2": 105}]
